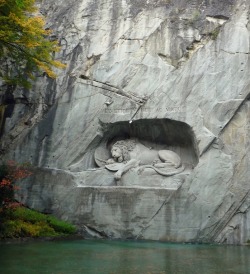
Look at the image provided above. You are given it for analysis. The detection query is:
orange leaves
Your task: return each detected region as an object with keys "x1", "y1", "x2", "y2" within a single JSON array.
[
  {"x1": 3, "y1": 201, "x2": 21, "y2": 209},
  {"x1": 0, "y1": 161, "x2": 32, "y2": 209},
  {"x1": 0, "y1": 160, "x2": 32, "y2": 188},
  {"x1": 5, "y1": 160, "x2": 32, "y2": 181},
  {"x1": 0, "y1": 178, "x2": 11, "y2": 187}
]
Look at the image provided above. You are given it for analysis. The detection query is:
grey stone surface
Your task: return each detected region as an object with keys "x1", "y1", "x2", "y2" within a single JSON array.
[
  {"x1": 1, "y1": 0, "x2": 250, "y2": 244},
  {"x1": 97, "y1": 138, "x2": 186, "y2": 181}
]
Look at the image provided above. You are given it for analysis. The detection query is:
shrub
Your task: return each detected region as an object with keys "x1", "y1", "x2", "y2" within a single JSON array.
[
  {"x1": 0, "y1": 161, "x2": 32, "y2": 209},
  {"x1": 11, "y1": 207, "x2": 47, "y2": 223},
  {"x1": 0, "y1": 207, "x2": 76, "y2": 238},
  {"x1": 47, "y1": 216, "x2": 77, "y2": 234},
  {"x1": 0, "y1": 220, "x2": 22, "y2": 238},
  {"x1": 0, "y1": 220, "x2": 58, "y2": 238}
]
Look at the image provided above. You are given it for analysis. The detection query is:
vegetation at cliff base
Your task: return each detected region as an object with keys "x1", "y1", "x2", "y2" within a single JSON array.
[
  {"x1": 0, "y1": 206, "x2": 77, "y2": 238},
  {"x1": 0, "y1": 0, "x2": 66, "y2": 88},
  {"x1": 0, "y1": 161, "x2": 76, "y2": 239}
]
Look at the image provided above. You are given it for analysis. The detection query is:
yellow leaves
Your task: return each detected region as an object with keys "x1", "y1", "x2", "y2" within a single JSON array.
[
  {"x1": 22, "y1": 42, "x2": 40, "y2": 48},
  {"x1": 9, "y1": 13, "x2": 46, "y2": 36},
  {"x1": 0, "y1": 0, "x2": 6, "y2": 7},
  {"x1": 35, "y1": 59, "x2": 67, "y2": 79},
  {"x1": 51, "y1": 60, "x2": 67, "y2": 69},
  {"x1": 34, "y1": 59, "x2": 56, "y2": 78}
]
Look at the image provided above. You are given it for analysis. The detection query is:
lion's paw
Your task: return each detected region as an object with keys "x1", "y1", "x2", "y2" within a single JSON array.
[
  {"x1": 137, "y1": 167, "x2": 145, "y2": 174},
  {"x1": 152, "y1": 159, "x2": 160, "y2": 166},
  {"x1": 114, "y1": 171, "x2": 122, "y2": 180}
]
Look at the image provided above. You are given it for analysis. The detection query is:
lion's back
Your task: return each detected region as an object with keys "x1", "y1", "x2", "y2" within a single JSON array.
[{"x1": 158, "y1": 150, "x2": 181, "y2": 167}]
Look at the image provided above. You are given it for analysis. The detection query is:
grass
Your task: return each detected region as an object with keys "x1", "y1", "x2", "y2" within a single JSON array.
[{"x1": 0, "y1": 206, "x2": 77, "y2": 239}]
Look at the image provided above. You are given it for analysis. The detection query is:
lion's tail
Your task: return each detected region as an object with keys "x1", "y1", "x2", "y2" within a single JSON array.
[{"x1": 143, "y1": 165, "x2": 185, "y2": 176}]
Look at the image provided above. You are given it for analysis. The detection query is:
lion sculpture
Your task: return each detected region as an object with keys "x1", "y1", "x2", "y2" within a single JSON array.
[{"x1": 102, "y1": 139, "x2": 184, "y2": 180}]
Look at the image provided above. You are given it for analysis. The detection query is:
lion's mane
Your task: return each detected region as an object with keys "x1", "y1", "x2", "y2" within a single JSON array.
[{"x1": 112, "y1": 139, "x2": 136, "y2": 162}]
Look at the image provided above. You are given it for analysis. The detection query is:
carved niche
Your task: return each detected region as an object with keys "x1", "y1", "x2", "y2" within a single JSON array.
[{"x1": 91, "y1": 119, "x2": 199, "y2": 187}]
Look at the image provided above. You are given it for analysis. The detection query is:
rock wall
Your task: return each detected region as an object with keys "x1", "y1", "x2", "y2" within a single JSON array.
[{"x1": 1, "y1": 0, "x2": 250, "y2": 244}]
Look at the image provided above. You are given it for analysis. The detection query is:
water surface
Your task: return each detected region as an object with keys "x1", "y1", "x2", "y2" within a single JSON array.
[{"x1": 0, "y1": 239, "x2": 250, "y2": 273}]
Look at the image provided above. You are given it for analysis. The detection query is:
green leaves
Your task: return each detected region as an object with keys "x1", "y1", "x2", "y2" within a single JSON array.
[{"x1": 15, "y1": 0, "x2": 24, "y2": 9}]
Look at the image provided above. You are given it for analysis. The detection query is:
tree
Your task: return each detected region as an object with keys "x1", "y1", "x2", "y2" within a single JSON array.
[{"x1": 0, "y1": 0, "x2": 65, "y2": 89}]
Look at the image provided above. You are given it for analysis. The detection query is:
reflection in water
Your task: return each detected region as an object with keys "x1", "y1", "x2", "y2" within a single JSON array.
[{"x1": 0, "y1": 239, "x2": 250, "y2": 273}]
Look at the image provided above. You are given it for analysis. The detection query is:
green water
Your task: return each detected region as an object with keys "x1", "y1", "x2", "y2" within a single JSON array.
[{"x1": 0, "y1": 239, "x2": 250, "y2": 274}]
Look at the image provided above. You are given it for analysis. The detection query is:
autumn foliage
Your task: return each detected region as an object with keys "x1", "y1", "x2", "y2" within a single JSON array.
[
  {"x1": 0, "y1": 0, "x2": 66, "y2": 88},
  {"x1": 0, "y1": 161, "x2": 31, "y2": 209}
]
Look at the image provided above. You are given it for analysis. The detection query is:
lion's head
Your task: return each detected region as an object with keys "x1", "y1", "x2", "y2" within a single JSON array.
[{"x1": 111, "y1": 139, "x2": 136, "y2": 163}]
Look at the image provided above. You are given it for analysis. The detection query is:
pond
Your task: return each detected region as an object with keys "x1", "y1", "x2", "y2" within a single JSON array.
[{"x1": 0, "y1": 239, "x2": 250, "y2": 274}]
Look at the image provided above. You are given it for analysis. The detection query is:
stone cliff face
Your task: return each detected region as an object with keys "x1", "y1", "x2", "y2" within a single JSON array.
[{"x1": 1, "y1": 0, "x2": 250, "y2": 244}]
